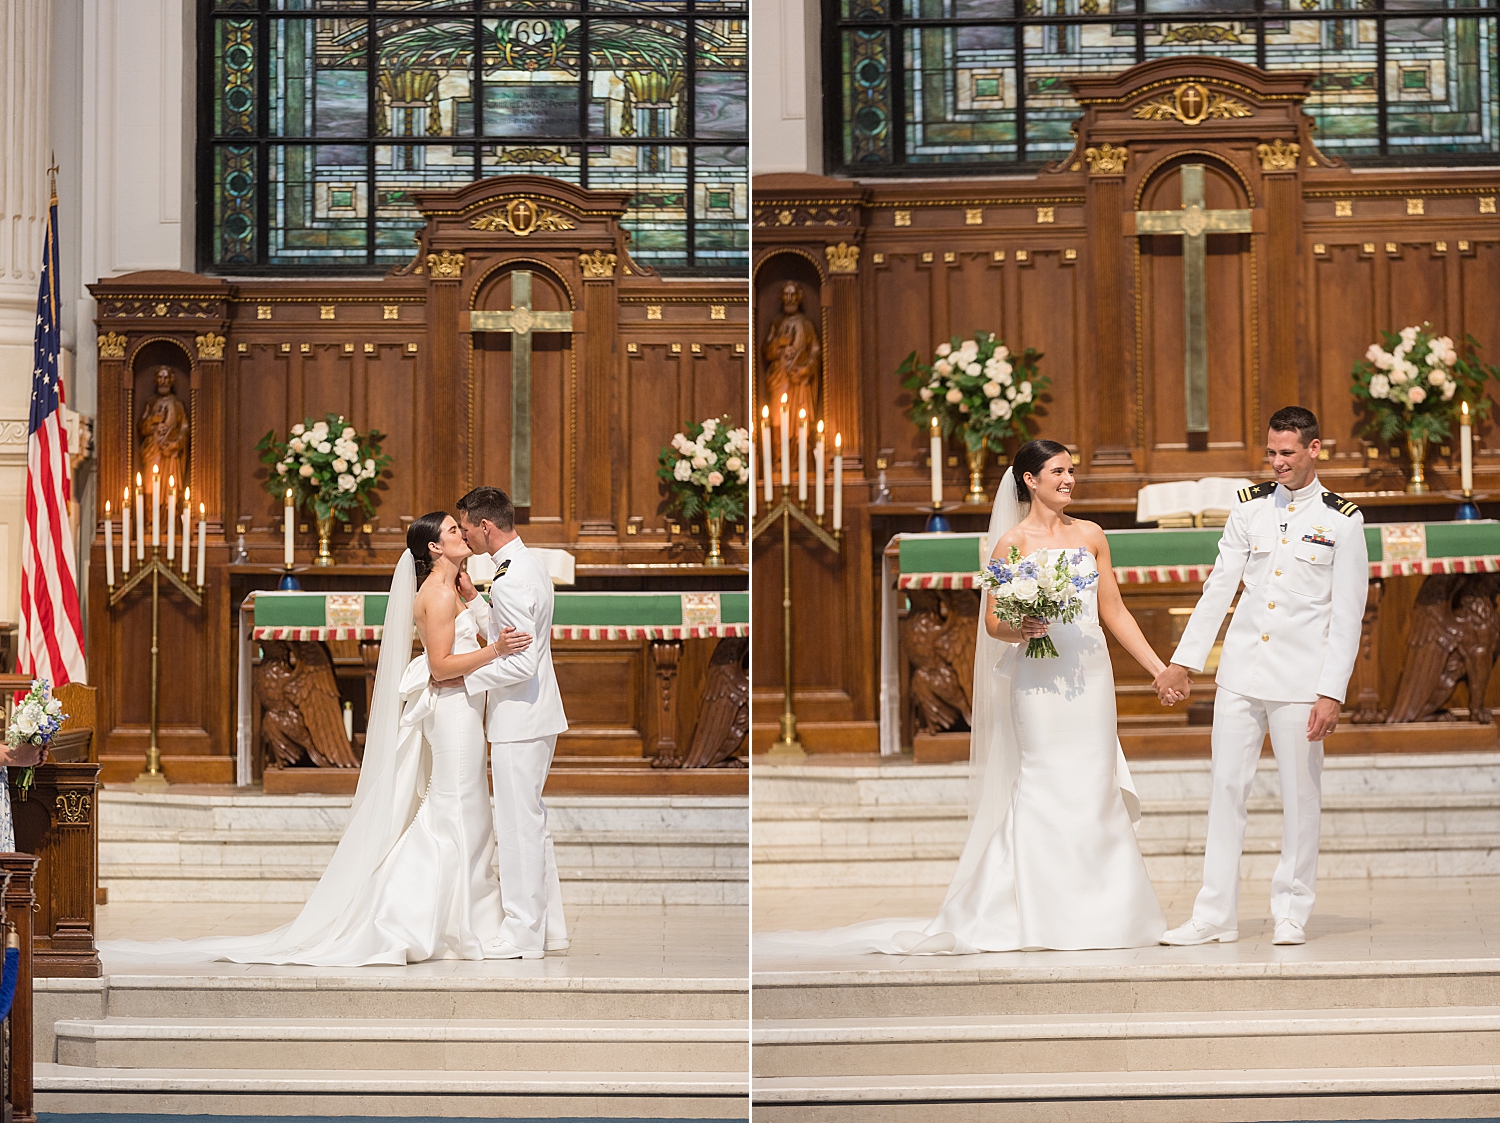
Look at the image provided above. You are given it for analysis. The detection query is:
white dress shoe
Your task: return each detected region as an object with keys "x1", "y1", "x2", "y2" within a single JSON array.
[
  {"x1": 482, "y1": 939, "x2": 543, "y2": 960},
  {"x1": 1160, "y1": 918, "x2": 1239, "y2": 946},
  {"x1": 1272, "y1": 919, "x2": 1306, "y2": 945},
  {"x1": 545, "y1": 938, "x2": 570, "y2": 954}
]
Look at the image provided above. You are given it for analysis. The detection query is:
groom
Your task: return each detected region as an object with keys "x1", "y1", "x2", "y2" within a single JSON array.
[
  {"x1": 456, "y1": 486, "x2": 569, "y2": 960},
  {"x1": 1154, "y1": 407, "x2": 1367, "y2": 947}
]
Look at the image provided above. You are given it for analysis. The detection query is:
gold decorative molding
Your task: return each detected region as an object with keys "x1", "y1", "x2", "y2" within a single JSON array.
[
  {"x1": 1335, "y1": 200, "x2": 1353, "y2": 217},
  {"x1": 256, "y1": 304, "x2": 272, "y2": 319},
  {"x1": 710, "y1": 305, "x2": 726, "y2": 320},
  {"x1": 578, "y1": 250, "x2": 618, "y2": 278},
  {"x1": 427, "y1": 250, "x2": 465, "y2": 279},
  {"x1": 1131, "y1": 82, "x2": 1253, "y2": 126},
  {"x1": 1083, "y1": 143, "x2": 1129, "y2": 175},
  {"x1": 894, "y1": 210, "x2": 911, "y2": 227},
  {"x1": 825, "y1": 242, "x2": 860, "y2": 274},
  {"x1": 383, "y1": 305, "x2": 399, "y2": 320},
  {"x1": 194, "y1": 331, "x2": 226, "y2": 361},
  {"x1": 1255, "y1": 138, "x2": 1300, "y2": 172},
  {"x1": 319, "y1": 304, "x2": 336, "y2": 319},
  {"x1": 921, "y1": 251, "x2": 933, "y2": 263},
  {"x1": 1386, "y1": 242, "x2": 1399, "y2": 254},
  {"x1": 1064, "y1": 248, "x2": 1078, "y2": 261},
  {"x1": 1437, "y1": 241, "x2": 1449, "y2": 253},
  {"x1": 965, "y1": 208, "x2": 984, "y2": 225},
  {"x1": 1406, "y1": 198, "x2": 1425, "y2": 215},
  {"x1": 992, "y1": 250, "x2": 1006, "y2": 262},
  {"x1": 943, "y1": 251, "x2": 956, "y2": 263},
  {"x1": 1159, "y1": 24, "x2": 1243, "y2": 45},
  {"x1": 1363, "y1": 242, "x2": 1375, "y2": 253},
  {"x1": 1461, "y1": 240, "x2": 1472, "y2": 251},
  {"x1": 1482, "y1": 196, "x2": 1497, "y2": 213},
  {"x1": 1036, "y1": 206, "x2": 1056, "y2": 223},
  {"x1": 53, "y1": 790, "x2": 90, "y2": 825},
  {"x1": 873, "y1": 252, "x2": 886, "y2": 263},
  {"x1": 1313, "y1": 243, "x2": 1326, "y2": 254},
  {"x1": 469, "y1": 198, "x2": 576, "y2": 236},
  {"x1": 646, "y1": 305, "x2": 663, "y2": 320},
  {"x1": 97, "y1": 331, "x2": 127, "y2": 359}
]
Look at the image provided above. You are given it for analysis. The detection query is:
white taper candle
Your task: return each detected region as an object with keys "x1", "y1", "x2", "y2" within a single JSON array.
[
  {"x1": 930, "y1": 417, "x2": 944, "y2": 506},
  {"x1": 104, "y1": 501, "x2": 115, "y2": 587},
  {"x1": 181, "y1": 487, "x2": 192, "y2": 575},
  {"x1": 760, "y1": 406, "x2": 773, "y2": 503},
  {"x1": 197, "y1": 503, "x2": 207, "y2": 588},
  {"x1": 1462, "y1": 399, "x2": 1474, "y2": 493},
  {"x1": 833, "y1": 433, "x2": 843, "y2": 531},
  {"x1": 797, "y1": 409, "x2": 808, "y2": 502},
  {"x1": 152, "y1": 465, "x2": 161, "y2": 548},
  {"x1": 779, "y1": 395, "x2": 791, "y2": 489},
  {"x1": 166, "y1": 476, "x2": 176, "y2": 561},
  {"x1": 122, "y1": 488, "x2": 132, "y2": 575},
  {"x1": 815, "y1": 420, "x2": 826, "y2": 517},
  {"x1": 284, "y1": 489, "x2": 295, "y2": 567},
  {"x1": 135, "y1": 473, "x2": 145, "y2": 560}
]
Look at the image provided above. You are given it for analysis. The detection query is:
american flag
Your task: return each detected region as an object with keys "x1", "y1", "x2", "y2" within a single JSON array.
[{"x1": 17, "y1": 186, "x2": 86, "y2": 685}]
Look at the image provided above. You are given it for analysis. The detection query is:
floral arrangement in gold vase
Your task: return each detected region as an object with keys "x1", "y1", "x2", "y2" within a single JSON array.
[{"x1": 257, "y1": 414, "x2": 391, "y2": 565}]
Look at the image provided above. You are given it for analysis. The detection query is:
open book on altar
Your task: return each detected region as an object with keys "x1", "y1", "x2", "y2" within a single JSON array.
[{"x1": 1135, "y1": 478, "x2": 1254, "y2": 528}]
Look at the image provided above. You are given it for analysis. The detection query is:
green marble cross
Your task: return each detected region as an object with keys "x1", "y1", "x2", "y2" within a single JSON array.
[
  {"x1": 469, "y1": 271, "x2": 574, "y2": 506},
  {"x1": 1135, "y1": 165, "x2": 1251, "y2": 436}
]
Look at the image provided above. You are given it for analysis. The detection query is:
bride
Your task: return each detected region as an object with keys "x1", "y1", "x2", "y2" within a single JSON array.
[
  {"x1": 760, "y1": 439, "x2": 1169, "y2": 955},
  {"x1": 104, "y1": 512, "x2": 534, "y2": 966}
]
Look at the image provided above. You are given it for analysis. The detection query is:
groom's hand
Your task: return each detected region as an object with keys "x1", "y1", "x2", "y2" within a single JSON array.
[
  {"x1": 1153, "y1": 663, "x2": 1192, "y2": 706},
  {"x1": 1307, "y1": 696, "x2": 1341, "y2": 741},
  {"x1": 429, "y1": 675, "x2": 464, "y2": 691}
]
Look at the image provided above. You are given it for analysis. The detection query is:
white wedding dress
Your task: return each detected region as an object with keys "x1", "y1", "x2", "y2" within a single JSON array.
[
  {"x1": 758, "y1": 470, "x2": 1166, "y2": 956},
  {"x1": 104, "y1": 555, "x2": 508, "y2": 967}
]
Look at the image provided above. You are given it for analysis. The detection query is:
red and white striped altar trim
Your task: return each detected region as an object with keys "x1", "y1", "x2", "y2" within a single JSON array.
[
  {"x1": 252, "y1": 626, "x2": 383, "y2": 641},
  {"x1": 551, "y1": 624, "x2": 750, "y2": 641},
  {"x1": 1368, "y1": 554, "x2": 1500, "y2": 577},
  {"x1": 898, "y1": 554, "x2": 1500, "y2": 589}
]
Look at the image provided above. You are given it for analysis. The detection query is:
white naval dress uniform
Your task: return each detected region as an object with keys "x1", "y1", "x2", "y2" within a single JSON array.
[
  {"x1": 464, "y1": 536, "x2": 570, "y2": 954},
  {"x1": 1170, "y1": 477, "x2": 1367, "y2": 930}
]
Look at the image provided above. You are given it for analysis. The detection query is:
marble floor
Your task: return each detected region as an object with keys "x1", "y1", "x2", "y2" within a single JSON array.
[
  {"x1": 752, "y1": 877, "x2": 1500, "y2": 972},
  {"x1": 98, "y1": 902, "x2": 749, "y2": 981}
]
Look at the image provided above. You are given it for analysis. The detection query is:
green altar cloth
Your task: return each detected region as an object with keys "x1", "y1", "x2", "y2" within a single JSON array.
[{"x1": 894, "y1": 521, "x2": 1500, "y2": 587}]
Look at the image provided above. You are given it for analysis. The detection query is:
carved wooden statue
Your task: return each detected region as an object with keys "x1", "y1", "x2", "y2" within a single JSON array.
[
  {"x1": 902, "y1": 590, "x2": 974, "y2": 734},
  {"x1": 1386, "y1": 574, "x2": 1500, "y2": 724},
  {"x1": 681, "y1": 637, "x2": 749, "y2": 769},
  {"x1": 763, "y1": 280, "x2": 821, "y2": 425},
  {"x1": 256, "y1": 640, "x2": 360, "y2": 769},
  {"x1": 137, "y1": 366, "x2": 190, "y2": 488}
]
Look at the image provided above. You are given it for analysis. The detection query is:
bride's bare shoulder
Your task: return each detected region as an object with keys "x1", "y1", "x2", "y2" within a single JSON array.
[{"x1": 991, "y1": 524, "x2": 1028, "y2": 558}]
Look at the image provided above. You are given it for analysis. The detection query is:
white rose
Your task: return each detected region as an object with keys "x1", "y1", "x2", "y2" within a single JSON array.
[
  {"x1": 966, "y1": 362, "x2": 983, "y2": 376},
  {"x1": 342, "y1": 427, "x2": 355, "y2": 440},
  {"x1": 338, "y1": 473, "x2": 357, "y2": 492},
  {"x1": 1443, "y1": 380, "x2": 1457, "y2": 400},
  {"x1": 738, "y1": 469, "x2": 749, "y2": 484},
  {"x1": 361, "y1": 465, "x2": 375, "y2": 479},
  {"x1": 1010, "y1": 577, "x2": 1039, "y2": 602},
  {"x1": 1374, "y1": 351, "x2": 1394, "y2": 371},
  {"x1": 299, "y1": 463, "x2": 314, "y2": 477},
  {"x1": 275, "y1": 462, "x2": 289, "y2": 475},
  {"x1": 983, "y1": 381, "x2": 1001, "y2": 398},
  {"x1": 1394, "y1": 341, "x2": 1412, "y2": 361},
  {"x1": 726, "y1": 456, "x2": 742, "y2": 472},
  {"x1": 934, "y1": 360, "x2": 952, "y2": 376},
  {"x1": 958, "y1": 402, "x2": 970, "y2": 413},
  {"x1": 919, "y1": 387, "x2": 933, "y2": 402},
  {"x1": 1408, "y1": 385, "x2": 1428, "y2": 404},
  {"x1": 1369, "y1": 374, "x2": 1391, "y2": 399},
  {"x1": 1366, "y1": 343, "x2": 1385, "y2": 363},
  {"x1": 317, "y1": 441, "x2": 332, "y2": 454},
  {"x1": 959, "y1": 342, "x2": 979, "y2": 359},
  {"x1": 935, "y1": 343, "x2": 952, "y2": 357},
  {"x1": 290, "y1": 439, "x2": 306, "y2": 453},
  {"x1": 673, "y1": 460, "x2": 692, "y2": 481},
  {"x1": 1389, "y1": 368, "x2": 1409, "y2": 385},
  {"x1": 44, "y1": 697, "x2": 61, "y2": 717},
  {"x1": 702, "y1": 417, "x2": 718, "y2": 432},
  {"x1": 945, "y1": 388, "x2": 963, "y2": 404},
  {"x1": 333, "y1": 458, "x2": 348, "y2": 472},
  {"x1": 1428, "y1": 370, "x2": 1447, "y2": 386},
  {"x1": 291, "y1": 424, "x2": 305, "y2": 436},
  {"x1": 995, "y1": 346, "x2": 1009, "y2": 360},
  {"x1": 691, "y1": 455, "x2": 708, "y2": 469},
  {"x1": 706, "y1": 471, "x2": 724, "y2": 487},
  {"x1": 995, "y1": 361, "x2": 1013, "y2": 380},
  {"x1": 12, "y1": 711, "x2": 36, "y2": 736},
  {"x1": 1444, "y1": 348, "x2": 1459, "y2": 367},
  {"x1": 1400, "y1": 325, "x2": 1419, "y2": 345},
  {"x1": 1005, "y1": 385, "x2": 1017, "y2": 401},
  {"x1": 990, "y1": 399, "x2": 1005, "y2": 418},
  {"x1": 996, "y1": 399, "x2": 1013, "y2": 420},
  {"x1": 1015, "y1": 381, "x2": 1033, "y2": 404}
]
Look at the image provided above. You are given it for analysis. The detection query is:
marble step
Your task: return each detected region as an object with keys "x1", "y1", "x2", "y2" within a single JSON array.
[
  {"x1": 99, "y1": 827, "x2": 749, "y2": 869},
  {"x1": 55, "y1": 1016, "x2": 747, "y2": 1073},
  {"x1": 100, "y1": 789, "x2": 747, "y2": 833},
  {"x1": 750, "y1": 958, "x2": 1500, "y2": 1021},
  {"x1": 751, "y1": 752, "x2": 1500, "y2": 807},
  {"x1": 39, "y1": 972, "x2": 748, "y2": 1026},
  {"x1": 35, "y1": 1063, "x2": 749, "y2": 1119},
  {"x1": 100, "y1": 862, "x2": 746, "y2": 905},
  {"x1": 754, "y1": 792, "x2": 1500, "y2": 848},
  {"x1": 750, "y1": 1065, "x2": 1500, "y2": 1122},
  {"x1": 752, "y1": 832, "x2": 1500, "y2": 888},
  {"x1": 752, "y1": 1006, "x2": 1500, "y2": 1077}
]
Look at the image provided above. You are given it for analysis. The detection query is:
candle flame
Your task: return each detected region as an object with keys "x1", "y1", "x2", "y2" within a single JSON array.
[
  {"x1": 136, "y1": 472, "x2": 142, "y2": 486},
  {"x1": 761, "y1": 405, "x2": 769, "y2": 419},
  {"x1": 1463, "y1": 399, "x2": 1471, "y2": 420},
  {"x1": 152, "y1": 464, "x2": 159, "y2": 477},
  {"x1": 183, "y1": 486, "x2": 189, "y2": 502},
  {"x1": 200, "y1": 502, "x2": 205, "y2": 516},
  {"x1": 105, "y1": 500, "x2": 110, "y2": 514},
  {"x1": 285, "y1": 488, "x2": 293, "y2": 501},
  {"x1": 780, "y1": 393, "x2": 788, "y2": 405},
  {"x1": 931, "y1": 416, "x2": 940, "y2": 430},
  {"x1": 798, "y1": 408, "x2": 807, "y2": 420},
  {"x1": 817, "y1": 419, "x2": 825, "y2": 434},
  {"x1": 835, "y1": 432, "x2": 843, "y2": 448},
  {"x1": 168, "y1": 475, "x2": 175, "y2": 489}
]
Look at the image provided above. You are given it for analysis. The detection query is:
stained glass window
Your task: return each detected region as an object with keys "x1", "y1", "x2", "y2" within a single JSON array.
[
  {"x1": 203, "y1": 1, "x2": 748, "y2": 274},
  {"x1": 828, "y1": 0, "x2": 1500, "y2": 172}
]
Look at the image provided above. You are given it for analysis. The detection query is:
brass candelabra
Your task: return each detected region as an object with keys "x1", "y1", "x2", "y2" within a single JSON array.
[
  {"x1": 108, "y1": 545, "x2": 203, "y2": 788},
  {"x1": 751, "y1": 486, "x2": 840, "y2": 761}
]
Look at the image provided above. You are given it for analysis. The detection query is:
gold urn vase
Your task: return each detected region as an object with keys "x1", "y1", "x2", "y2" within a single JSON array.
[
  {"x1": 1405, "y1": 431, "x2": 1430, "y2": 494},
  {"x1": 704, "y1": 514, "x2": 726, "y2": 566},
  {"x1": 315, "y1": 514, "x2": 336, "y2": 566},
  {"x1": 964, "y1": 442, "x2": 989, "y2": 505}
]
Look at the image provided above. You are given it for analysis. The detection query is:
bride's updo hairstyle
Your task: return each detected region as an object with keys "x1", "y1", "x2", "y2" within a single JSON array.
[
  {"x1": 406, "y1": 511, "x2": 450, "y2": 581},
  {"x1": 1013, "y1": 439, "x2": 1072, "y2": 505}
]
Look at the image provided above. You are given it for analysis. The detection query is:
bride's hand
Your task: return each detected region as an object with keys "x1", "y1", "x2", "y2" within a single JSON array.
[
  {"x1": 1020, "y1": 616, "x2": 1049, "y2": 640},
  {"x1": 491, "y1": 625, "x2": 533, "y2": 657},
  {"x1": 456, "y1": 570, "x2": 479, "y2": 602}
]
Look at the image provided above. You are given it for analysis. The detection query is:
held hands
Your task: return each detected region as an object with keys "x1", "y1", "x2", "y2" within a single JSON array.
[{"x1": 1153, "y1": 663, "x2": 1192, "y2": 707}]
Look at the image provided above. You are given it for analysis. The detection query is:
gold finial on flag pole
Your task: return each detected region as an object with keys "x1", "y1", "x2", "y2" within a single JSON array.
[{"x1": 47, "y1": 152, "x2": 59, "y2": 204}]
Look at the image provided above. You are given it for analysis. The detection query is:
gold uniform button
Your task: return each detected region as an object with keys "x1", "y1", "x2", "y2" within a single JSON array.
[
  {"x1": 1262, "y1": 634, "x2": 1270, "y2": 642},
  {"x1": 1281, "y1": 537, "x2": 1289, "y2": 544},
  {"x1": 1275, "y1": 569, "x2": 1283, "y2": 577},
  {"x1": 1268, "y1": 602, "x2": 1276, "y2": 609},
  {"x1": 1288, "y1": 505, "x2": 1296, "y2": 512}
]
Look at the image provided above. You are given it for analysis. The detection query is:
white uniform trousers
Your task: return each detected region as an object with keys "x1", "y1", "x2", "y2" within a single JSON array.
[
  {"x1": 1192, "y1": 688, "x2": 1324, "y2": 931},
  {"x1": 490, "y1": 735, "x2": 568, "y2": 953}
]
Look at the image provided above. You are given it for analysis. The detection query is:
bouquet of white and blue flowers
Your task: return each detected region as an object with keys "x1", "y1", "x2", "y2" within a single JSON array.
[
  {"x1": 977, "y1": 547, "x2": 1100, "y2": 659},
  {"x1": 5, "y1": 678, "x2": 64, "y2": 795}
]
